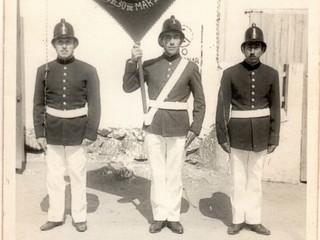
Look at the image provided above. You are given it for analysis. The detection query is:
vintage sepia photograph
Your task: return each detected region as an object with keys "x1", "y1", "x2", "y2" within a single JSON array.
[{"x1": 2, "y1": 0, "x2": 319, "y2": 239}]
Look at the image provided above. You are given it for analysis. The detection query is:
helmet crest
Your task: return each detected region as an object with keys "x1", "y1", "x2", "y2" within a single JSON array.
[
  {"x1": 241, "y1": 23, "x2": 267, "y2": 52},
  {"x1": 61, "y1": 19, "x2": 67, "y2": 35},
  {"x1": 51, "y1": 18, "x2": 79, "y2": 47}
]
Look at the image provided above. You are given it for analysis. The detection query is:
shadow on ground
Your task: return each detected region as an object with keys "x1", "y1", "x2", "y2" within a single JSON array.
[
  {"x1": 40, "y1": 166, "x2": 190, "y2": 224},
  {"x1": 199, "y1": 192, "x2": 232, "y2": 226},
  {"x1": 40, "y1": 184, "x2": 100, "y2": 215}
]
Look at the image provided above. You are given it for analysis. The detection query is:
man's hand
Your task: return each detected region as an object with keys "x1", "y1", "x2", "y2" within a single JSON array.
[
  {"x1": 131, "y1": 43, "x2": 143, "y2": 62},
  {"x1": 267, "y1": 144, "x2": 277, "y2": 154},
  {"x1": 185, "y1": 131, "x2": 197, "y2": 149},
  {"x1": 220, "y1": 142, "x2": 231, "y2": 154},
  {"x1": 82, "y1": 138, "x2": 93, "y2": 146},
  {"x1": 37, "y1": 137, "x2": 47, "y2": 153}
]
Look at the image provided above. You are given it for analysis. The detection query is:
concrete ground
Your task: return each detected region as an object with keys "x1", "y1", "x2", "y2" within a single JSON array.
[{"x1": 16, "y1": 152, "x2": 306, "y2": 240}]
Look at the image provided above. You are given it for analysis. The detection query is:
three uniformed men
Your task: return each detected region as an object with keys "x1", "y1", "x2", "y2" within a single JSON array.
[
  {"x1": 216, "y1": 23, "x2": 280, "y2": 235},
  {"x1": 123, "y1": 15, "x2": 206, "y2": 234},
  {"x1": 33, "y1": 19, "x2": 101, "y2": 232},
  {"x1": 33, "y1": 17, "x2": 279, "y2": 236}
]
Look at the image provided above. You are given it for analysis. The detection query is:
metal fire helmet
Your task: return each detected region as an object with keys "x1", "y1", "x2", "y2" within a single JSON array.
[
  {"x1": 241, "y1": 23, "x2": 267, "y2": 52},
  {"x1": 51, "y1": 18, "x2": 79, "y2": 47},
  {"x1": 158, "y1": 15, "x2": 185, "y2": 47}
]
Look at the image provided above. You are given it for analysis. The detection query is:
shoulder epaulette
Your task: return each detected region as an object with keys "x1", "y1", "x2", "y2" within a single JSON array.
[{"x1": 143, "y1": 56, "x2": 163, "y2": 68}]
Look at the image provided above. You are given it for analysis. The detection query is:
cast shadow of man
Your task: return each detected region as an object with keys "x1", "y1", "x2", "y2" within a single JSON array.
[
  {"x1": 199, "y1": 192, "x2": 232, "y2": 226},
  {"x1": 40, "y1": 166, "x2": 190, "y2": 224},
  {"x1": 40, "y1": 176, "x2": 100, "y2": 219}
]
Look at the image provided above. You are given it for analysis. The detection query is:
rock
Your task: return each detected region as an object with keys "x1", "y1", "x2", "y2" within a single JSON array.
[
  {"x1": 123, "y1": 128, "x2": 145, "y2": 142},
  {"x1": 99, "y1": 138, "x2": 122, "y2": 156},
  {"x1": 112, "y1": 128, "x2": 127, "y2": 140},
  {"x1": 25, "y1": 128, "x2": 41, "y2": 151},
  {"x1": 109, "y1": 154, "x2": 134, "y2": 179},
  {"x1": 186, "y1": 137, "x2": 202, "y2": 155},
  {"x1": 87, "y1": 138, "x2": 104, "y2": 153},
  {"x1": 122, "y1": 139, "x2": 147, "y2": 161},
  {"x1": 198, "y1": 125, "x2": 218, "y2": 170},
  {"x1": 99, "y1": 128, "x2": 113, "y2": 137},
  {"x1": 185, "y1": 148, "x2": 202, "y2": 165},
  {"x1": 185, "y1": 158, "x2": 199, "y2": 165},
  {"x1": 136, "y1": 133, "x2": 145, "y2": 142},
  {"x1": 131, "y1": 128, "x2": 145, "y2": 142}
]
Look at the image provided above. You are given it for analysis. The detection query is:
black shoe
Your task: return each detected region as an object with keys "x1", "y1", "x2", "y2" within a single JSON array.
[
  {"x1": 246, "y1": 224, "x2": 271, "y2": 235},
  {"x1": 227, "y1": 223, "x2": 245, "y2": 235},
  {"x1": 167, "y1": 221, "x2": 184, "y2": 234},
  {"x1": 40, "y1": 221, "x2": 63, "y2": 231},
  {"x1": 149, "y1": 221, "x2": 167, "y2": 233},
  {"x1": 74, "y1": 222, "x2": 87, "y2": 232}
]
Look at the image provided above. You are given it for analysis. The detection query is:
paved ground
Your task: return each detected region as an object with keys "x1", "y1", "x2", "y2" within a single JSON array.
[{"x1": 16, "y1": 152, "x2": 306, "y2": 240}]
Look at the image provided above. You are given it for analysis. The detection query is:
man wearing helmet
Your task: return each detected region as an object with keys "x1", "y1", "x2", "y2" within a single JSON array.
[
  {"x1": 216, "y1": 23, "x2": 280, "y2": 236},
  {"x1": 123, "y1": 16, "x2": 205, "y2": 234},
  {"x1": 33, "y1": 19, "x2": 101, "y2": 232}
]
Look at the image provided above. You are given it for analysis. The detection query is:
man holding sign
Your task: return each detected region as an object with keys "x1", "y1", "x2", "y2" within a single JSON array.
[{"x1": 123, "y1": 15, "x2": 205, "y2": 234}]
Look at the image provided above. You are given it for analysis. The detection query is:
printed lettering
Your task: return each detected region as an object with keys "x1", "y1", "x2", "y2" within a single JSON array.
[
  {"x1": 107, "y1": 0, "x2": 157, "y2": 11},
  {"x1": 120, "y1": 1, "x2": 127, "y2": 9},
  {"x1": 135, "y1": 2, "x2": 143, "y2": 10},
  {"x1": 126, "y1": 4, "x2": 134, "y2": 11},
  {"x1": 186, "y1": 57, "x2": 200, "y2": 65},
  {"x1": 142, "y1": 1, "x2": 149, "y2": 9},
  {"x1": 145, "y1": 0, "x2": 154, "y2": 7},
  {"x1": 181, "y1": 48, "x2": 188, "y2": 55},
  {"x1": 111, "y1": 0, "x2": 117, "y2": 5}
]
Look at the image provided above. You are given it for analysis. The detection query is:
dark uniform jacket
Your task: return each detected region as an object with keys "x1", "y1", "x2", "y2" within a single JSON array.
[
  {"x1": 216, "y1": 61, "x2": 280, "y2": 152},
  {"x1": 33, "y1": 57, "x2": 101, "y2": 145},
  {"x1": 123, "y1": 53, "x2": 205, "y2": 137}
]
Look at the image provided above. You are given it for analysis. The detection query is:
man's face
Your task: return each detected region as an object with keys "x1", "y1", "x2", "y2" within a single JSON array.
[
  {"x1": 242, "y1": 42, "x2": 264, "y2": 65},
  {"x1": 53, "y1": 38, "x2": 76, "y2": 60},
  {"x1": 161, "y1": 31, "x2": 182, "y2": 56}
]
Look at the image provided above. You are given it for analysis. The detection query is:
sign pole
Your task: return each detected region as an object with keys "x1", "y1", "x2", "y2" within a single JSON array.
[{"x1": 137, "y1": 57, "x2": 148, "y2": 114}]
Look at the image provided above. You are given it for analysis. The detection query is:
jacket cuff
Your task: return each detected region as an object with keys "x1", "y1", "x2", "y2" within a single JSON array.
[
  {"x1": 34, "y1": 126, "x2": 45, "y2": 139},
  {"x1": 190, "y1": 124, "x2": 201, "y2": 136},
  {"x1": 268, "y1": 133, "x2": 279, "y2": 146},
  {"x1": 125, "y1": 59, "x2": 138, "y2": 72},
  {"x1": 84, "y1": 128, "x2": 98, "y2": 141}
]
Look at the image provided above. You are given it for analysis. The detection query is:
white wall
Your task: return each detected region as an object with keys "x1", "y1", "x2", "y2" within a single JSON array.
[
  {"x1": 21, "y1": 0, "x2": 217, "y2": 133},
  {"x1": 221, "y1": 0, "x2": 308, "y2": 64}
]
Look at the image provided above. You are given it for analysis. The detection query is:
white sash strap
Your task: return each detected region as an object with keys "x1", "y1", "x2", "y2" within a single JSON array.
[
  {"x1": 47, "y1": 105, "x2": 88, "y2": 118},
  {"x1": 231, "y1": 108, "x2": 270, "y2": 118},
  {"x1": 144, "y1": 58, "x2": 189, "y2": 126},
  {"x1": 148, "y1": 100, "x2": 188, "y2": 110}
]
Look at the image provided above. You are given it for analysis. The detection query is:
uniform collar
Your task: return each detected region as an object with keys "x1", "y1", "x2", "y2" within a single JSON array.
[
  {"x1": 162, "y1": 53, "x2": 181, "y2": 62},
  {"x1": 56, "y1": 56, "x2": 75, "y2": 65},
  {"x1": 242, "y1": 60, "x2": 261, "y2": 71}
]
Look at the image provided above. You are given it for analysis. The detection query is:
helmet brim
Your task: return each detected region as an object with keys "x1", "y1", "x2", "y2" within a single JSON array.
[
  {"x1": 51, "y1": 36, "x2": 79, "y2": 47},
  {"x1": 158, "y1": 30, "x2": 185, "y2": 47},
  {"x1": 241, "y1": 41, "x2": 267, "y2": 53}
]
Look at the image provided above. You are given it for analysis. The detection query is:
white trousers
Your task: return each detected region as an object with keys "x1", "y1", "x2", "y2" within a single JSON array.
[
  {"x1": 145, "y1": 132, "x2": 186, "y2": 221},
  {"x1": 230, "y1": 147, "x2": 267, "y2": 224},
  {"x1": 45, "y1": 144, "x2": 87, "y2": 223}
]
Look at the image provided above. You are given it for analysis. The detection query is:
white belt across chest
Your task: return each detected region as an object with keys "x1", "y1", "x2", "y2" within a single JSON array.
[
  {"x1": 231, "y1": 108, "x2": 270, "y2": 118},
  {"x1": 144, "y1": 58, "x2": 189, "y2": 126},
  {"x1": 46, "y1": 105, "x2": 88, "y2": 118}
]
